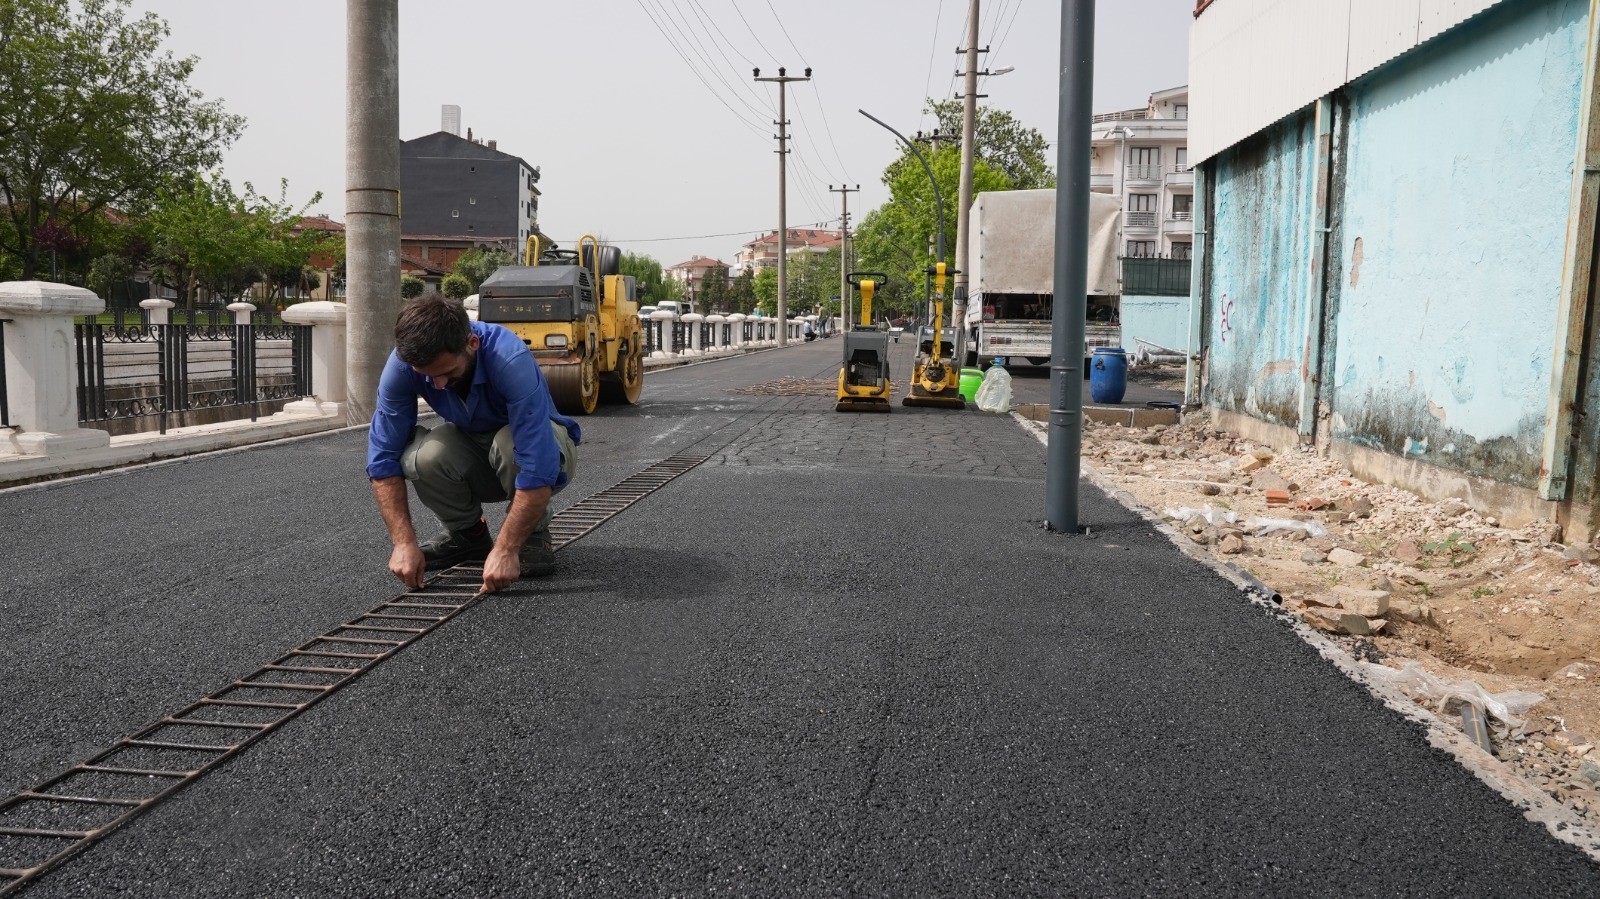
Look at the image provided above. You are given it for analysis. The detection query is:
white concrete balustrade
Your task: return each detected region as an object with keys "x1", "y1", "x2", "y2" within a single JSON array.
[{"x1": 0, "y1": 281, "x2": 111, "y2": 456}]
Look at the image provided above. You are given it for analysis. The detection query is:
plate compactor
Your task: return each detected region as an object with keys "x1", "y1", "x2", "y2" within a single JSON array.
[
  {"x1": 903, "y1": 262, "x2": 966, "y2": 409},
  {"x1": 835, "y1": 272, "x2": 893, "y2": 413}
]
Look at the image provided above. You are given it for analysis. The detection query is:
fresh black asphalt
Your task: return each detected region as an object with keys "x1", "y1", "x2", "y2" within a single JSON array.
[{"x1": 2, "y1": 336, "x2": 1597, "y2": 896}]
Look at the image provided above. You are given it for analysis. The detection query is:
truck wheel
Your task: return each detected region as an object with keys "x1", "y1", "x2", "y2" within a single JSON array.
[{"x1": 1027, "y1": 356, "x2": 1049, "y2": 366}]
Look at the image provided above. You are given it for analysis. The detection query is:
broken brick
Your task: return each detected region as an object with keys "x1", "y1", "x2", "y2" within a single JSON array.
[{"x1": 1265, "y1": 489, "x2": 1291, "y2": 506}]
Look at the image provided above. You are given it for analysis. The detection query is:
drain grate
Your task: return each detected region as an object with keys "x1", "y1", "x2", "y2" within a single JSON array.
[{"x1": 0, "y1": 452, "x2": 711, "y2": 896}]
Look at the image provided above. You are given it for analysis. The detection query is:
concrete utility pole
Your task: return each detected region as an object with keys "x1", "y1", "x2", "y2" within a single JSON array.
[
  {"x1": 345, "y1": 0, "x2": 401, "y2": 426},
  {"x1": 754, "y1": 66, "x2": 811, "y2": 344},
  {"x1": 831, "y1": 184, "x2": 858, "y2": 325},
  {"x1": 1045, "y1": 0, "x2": 1094, "y2": 534},
  {"x1": 953, "y1": 0, "x2": 982, "y2": 367}
]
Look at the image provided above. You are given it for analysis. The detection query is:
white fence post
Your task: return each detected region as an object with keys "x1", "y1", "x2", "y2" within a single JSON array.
[
  {"x1": 280, "y1": 301, "x2": 349, "y2": 417},
  {"x1": 0, "y1": 281, "x2": 111, "y2": 455},
  {"x1": 650, "y1": 310, "x2": 675, "y2": 357},
  {"x1": 683, "y1": 312, "x2": 704, "y2": 355},
  {"x1": 140, "y1": 298, "x2": 175, "y2": 325},
  {"x1": 706, "y1": 314, "x2": 726, "y2": 352},
  {"x1": 228, "y1": 302, "x2": 256, "y2": 326},
  {"x1": 727, "y1": 313, "x2": 746, "y2": 349}
]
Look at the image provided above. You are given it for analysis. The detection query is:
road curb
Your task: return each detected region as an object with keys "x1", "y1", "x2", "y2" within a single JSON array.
[{"x1": 1009, "y1": 411, "x2": 1600, "y2": 863}]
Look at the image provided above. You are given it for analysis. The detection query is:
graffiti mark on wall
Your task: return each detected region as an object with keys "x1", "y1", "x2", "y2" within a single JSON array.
[{"x1": 1219, "y1": 293, "x2": 1234, "y2": 343}]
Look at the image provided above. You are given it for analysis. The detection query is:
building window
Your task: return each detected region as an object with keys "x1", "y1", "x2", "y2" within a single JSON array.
[
  {"x1": 1172, "y1": 242, "x2": 1193, "y2": 260},
  {"x1": 1127, "y1": 240, "x2": 1157, "y2": 257},
  {"x1": 1175, "y1": 147, "x2": 1188, "y2": 172},
  {"x1": 1174, "y1": 104, "x2": 1188, "y2": 120},
  {"x1": 1172, "y1": 194, "x2": 1193, "y2": 219},
  {"x1": 1128, "y1": 147, "x2": 1161, "y2": 181},
  {"x1": 1128, "y1": 194, "x2": 1157, "y2": 212}
]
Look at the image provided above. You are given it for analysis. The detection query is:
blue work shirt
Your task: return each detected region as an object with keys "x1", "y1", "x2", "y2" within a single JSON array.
[{"x1": 366, "y1": 321, "x2": 581, "y2": 491}]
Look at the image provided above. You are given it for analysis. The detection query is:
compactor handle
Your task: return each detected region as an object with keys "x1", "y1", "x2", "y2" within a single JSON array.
[
  {"x1": 846, "y1": 271, "x2": 889, "y2": 290},
  {"x1": 524, "y1": 234, "x2": 542, "y2": 266},
  {"x1": 847, "y1": 272, "x2": 888, "y2": 327}
]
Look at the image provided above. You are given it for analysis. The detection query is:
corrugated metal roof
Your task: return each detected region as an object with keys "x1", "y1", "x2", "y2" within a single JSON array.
[{"x1": 1189, "y1": 0, "x2": 1508, "y2": 162}]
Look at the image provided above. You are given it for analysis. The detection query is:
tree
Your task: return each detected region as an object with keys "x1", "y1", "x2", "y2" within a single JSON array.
[
  {"x1": 452, "y1": 246, "x2": 514, "y2": 292},
  {"x1": 923, "y1": 99, "x2": 1055, "y2": 190},
  {"x1": 753, "y1": 268, "x2": 778, "y2": 316},
  {"x1": 619, "y1": 252, "x2": 670, "y2": 306},
  {"x1": 401, "y1": 274, "x2": 426, "y2": 299},
  {"x1": 854, "y1": 147, "x2": 1010, "y2": 317},
  {"x1": 441, "y1": 273, "x2": 472, "y2": 299},
  {"x1": 698, "y1": 265, "x2": 731, "y2": 313},
  {"x1": 0, "y1": 0, "x2": 245, "y2": 279},
  {"x1": 728, "y1": 269, "x2": 757, "y2": 315},
  {"x1": 145, "y1": 175, "x2": 328, "y2": 306}
]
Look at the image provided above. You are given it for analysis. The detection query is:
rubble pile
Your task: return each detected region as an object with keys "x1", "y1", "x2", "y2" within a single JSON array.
[{"x1": 1079, "y1": 414, "x2": 1600, "y2": 824}]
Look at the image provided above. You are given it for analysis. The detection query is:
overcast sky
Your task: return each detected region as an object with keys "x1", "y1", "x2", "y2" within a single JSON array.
[{"x1": 125, "y1": 1, "x2": 1189, "y2": 267}]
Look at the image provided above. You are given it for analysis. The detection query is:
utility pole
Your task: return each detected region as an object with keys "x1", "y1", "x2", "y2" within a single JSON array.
[
  {"x1": 831, "y1": 184, "x2": 858, "y2": 326},
  {"x1": 953, "y1": 0, "x2": 983, "y2": 368},
  {"x1": 754, "y1": 66, "x2": 811, "y2": 344},
  {"x1": 345, "y1": 0, "x2": 401, "y2": 426},
  {"x1": 1046, "y1": 0, "x2": 1094, "y2": 534}
]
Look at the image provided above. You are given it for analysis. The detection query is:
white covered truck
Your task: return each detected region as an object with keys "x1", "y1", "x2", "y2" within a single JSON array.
[{"x1": 963, "y1": 189, "x2": 1122, "y2": 367}]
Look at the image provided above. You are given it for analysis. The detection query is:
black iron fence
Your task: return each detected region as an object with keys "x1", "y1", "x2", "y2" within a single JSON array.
[
  {"x1": 0, "y1": 319, "x2": 11, "y2": 429},
  {"x1": 75, "y1": 323, "x2": 311, "y2": 435},
  {"x1": 1121, "y1": 257, "x2": 1193, "y2": 297},
  {"x1": 642, "y1": 320, "x2": 661, "y2": 354},
  {"x1": 672, "y1": 321, "x2": 689, "y2": 350}
]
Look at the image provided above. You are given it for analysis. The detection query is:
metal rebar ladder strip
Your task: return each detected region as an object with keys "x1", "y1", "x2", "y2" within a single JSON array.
[{"x1": 0, "y1": 452, "x2": 711, "y2": 896}]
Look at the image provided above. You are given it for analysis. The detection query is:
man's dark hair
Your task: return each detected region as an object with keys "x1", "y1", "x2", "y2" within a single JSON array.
[{"x1": 395, "y1": 292, "x2": 471, "y2": 365}]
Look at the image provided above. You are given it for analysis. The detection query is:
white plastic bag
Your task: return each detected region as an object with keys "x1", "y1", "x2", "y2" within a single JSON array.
[
  {"x1": 1164, "y1": 505, "x2": 1239, "y2": 526},
  {"x1": 975, "y1": 366, "x2": 1013, "y2": 413},
  {"x1": 1360, "y1": 661, "x2": 1544, "y2": 726},
  {"x1": 1249, "y1": 517, "x2": 1329, "y2": 538}
]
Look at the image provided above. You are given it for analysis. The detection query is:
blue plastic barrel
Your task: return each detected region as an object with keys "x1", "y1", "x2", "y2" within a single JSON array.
[{"x1": 1089, "y1": 347, "x2": 1128, "y2": 404}]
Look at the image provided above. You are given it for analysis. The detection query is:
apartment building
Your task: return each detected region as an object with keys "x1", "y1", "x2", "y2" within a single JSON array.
[
  {"x1": 666, "y1": 256, "x2": 729, "y2": 308},
  {"x1": 736, "y1": 228, "x2": 843, "y2": 273},
  {"x1": 1090, "y1": 85, "x2": 1192, "y2": 260},
  {"x1": 399, "y1": 127, "x2": 542, "y2": 257}
]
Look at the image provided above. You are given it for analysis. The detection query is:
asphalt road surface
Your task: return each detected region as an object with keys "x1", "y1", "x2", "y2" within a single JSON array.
[{"x1": 2, "y1": 336, "x2": 1596, "y2": 896}]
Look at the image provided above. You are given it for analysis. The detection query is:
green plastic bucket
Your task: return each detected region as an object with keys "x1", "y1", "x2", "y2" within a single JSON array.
[{"x1": 958, "y1": 368, "x2": 984, "y2": 403}]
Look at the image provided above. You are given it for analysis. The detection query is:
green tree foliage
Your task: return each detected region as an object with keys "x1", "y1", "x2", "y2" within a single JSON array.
[
  {"x1": 923, "y1": 99, "x2": 1055, "y2": 190},
  {"x1": 697, "y1": 265, "x2": 731, "y2": 313},
  {"x1": 452, "y1": 246, "x2": 514, "y2": 292},
  {"x1": 619, "y1": 252, "x2": 672, "y2": 306},
  {"x1": 0, "y1": 0, "x2": 245, "y2": 279},
  {"x1": 401, "y1": 274, "x2": 426, "y2": 299},
  {"x1": 854, "y1": 147, "x2": 1010, "y2": 317},
  {"x1": 440, "y1": 272, "x2": 472, "y2": 300},
  {"x1": 785, "y1": 247, "x2": 843, "y2": 317},
  {"x1": 728, "y1": 269, "x2": 757, "y2": 315},
  {"x1": 753, "y1": 268, "x2": 778, "y2": 316},
  {"x1": 145, "y1": 175, "x2": 328, "y2": 305}
]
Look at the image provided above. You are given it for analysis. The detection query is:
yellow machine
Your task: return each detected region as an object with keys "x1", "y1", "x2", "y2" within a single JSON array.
[
  {"x1": 476, "y1": 234, "x2": 644, "y2": 414},
  {"x1": 836, "y1": 272, "x2": 893, "y2": 413},
  {"x1": 902, "y1": 262, "x2": 966, "y2": 409}
]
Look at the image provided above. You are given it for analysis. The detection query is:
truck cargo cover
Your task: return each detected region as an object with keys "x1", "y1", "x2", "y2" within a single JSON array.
[{"x1": 968, "y1": 189, "x2": 1120, "y2": 296}]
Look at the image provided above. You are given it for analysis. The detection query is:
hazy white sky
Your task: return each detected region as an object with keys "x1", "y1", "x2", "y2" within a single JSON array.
[{"x1": 125, "y1": 1, "x2": 1189, "y2": 267}]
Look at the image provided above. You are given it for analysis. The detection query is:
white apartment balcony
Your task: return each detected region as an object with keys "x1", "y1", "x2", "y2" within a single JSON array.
[
  {"x1": 1125, "y1": 164, "x2": 1163, "y2": 184},
  {"x1": 1165, "y1": 213, "x2": 1193, "y2": 236},
  {"x1": 1124, "y1": 211, "x2": 1159, "y2": 231},
  {"x1": 1091, "y1": 173, "x2": 1113, "y2": 193},
  {"x1": 1167, "y1": 164, "x2": 1194, "y2": 186}
]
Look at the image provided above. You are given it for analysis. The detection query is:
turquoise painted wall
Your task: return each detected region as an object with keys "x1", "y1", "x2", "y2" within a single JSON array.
[
  {"x1": 1204, "y1": 111, "x2": 1317, "y2": 428},
  {"x1": 1121, "y1": 295, "x2": 1192, "y2": 355},
  {"x1": 1328, "y1": 0, "x2": 1586, "y2": 488}
]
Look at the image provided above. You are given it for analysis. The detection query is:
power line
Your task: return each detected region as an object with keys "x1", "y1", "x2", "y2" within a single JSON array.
[
  {"x1": 633, "y1": 0, "x2": 769, "y2": 140},
  {"x1": 688, "y1": 0, "x2": 759, "y2": 69},
  {"x1": 648, "y1": 0, "x2": 772, "y2": 122},
  {"x1": 808, "y1": 80, "x2": 856, "y2": 185},
  {"x1": 670, "y1": 0, "x2": 776, "y2": 115},
  {"x1": 763, "y1": 0, "x2": 808, "y2": 65},
  {"x1": 551, "y1": 220, "x2": 840, "y2": 245},
  {"x1": 920, "y1": 0, "x2": 947, "y2": 130},
  {"x1": 729, "y1": 0, "x2": 780, "y2": 61}
]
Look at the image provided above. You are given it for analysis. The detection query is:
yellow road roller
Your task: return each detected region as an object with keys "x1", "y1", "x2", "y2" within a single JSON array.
[{"x1": 477, "y1": 234, "x2": 644, "y2": 415}]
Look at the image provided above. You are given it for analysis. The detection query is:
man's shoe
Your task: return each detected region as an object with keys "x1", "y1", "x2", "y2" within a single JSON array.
[
  {"x1": 520, "y1": 536, "x2": 556, "y2": 577},
  {"x1": 420, "y1": 521, "x2": 494, "y2": 570}
]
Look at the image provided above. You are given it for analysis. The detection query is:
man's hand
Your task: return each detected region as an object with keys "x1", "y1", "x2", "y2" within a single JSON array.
[
  {"x1": 480, "y1": 545, "x2": 520, "y2": 594},
  {"x1": 389, "y1": 542, "x2": 426, "y2": 590}
]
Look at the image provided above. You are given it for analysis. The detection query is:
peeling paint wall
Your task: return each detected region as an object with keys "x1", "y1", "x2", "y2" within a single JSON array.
[
  {"x1": 1329, "y1": 0, "x2": 1586, "y2": 489},
  {"x1": 1200, "y1": 0, "x2": 1589, "y2": 497},
  {"x1": 1203, "y1": 111, "x2": 1317, "y2": 429}
]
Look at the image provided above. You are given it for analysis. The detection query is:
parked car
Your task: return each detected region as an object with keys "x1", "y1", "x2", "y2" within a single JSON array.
[
  {"x1": 637, "y1": 305, "x2": 658, "y2": 318},
  {"x1": 656, "y1": 300, "x2": 689, "y2": 319}
]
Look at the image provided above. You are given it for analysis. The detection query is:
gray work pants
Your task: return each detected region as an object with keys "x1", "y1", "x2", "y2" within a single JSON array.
[{"x1": 400, "y1": 421, "x2": 576, "y2": 536}]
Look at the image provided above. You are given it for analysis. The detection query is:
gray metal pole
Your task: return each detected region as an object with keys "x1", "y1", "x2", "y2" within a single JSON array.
[
  {"x1": 832, "y1": 184, "x2": 857, "y2": 326},
  {"x1": 953, "y1": 0, "x2": 980, "y2": 366},
  {"x1": 345, "y1": 0, "x2": 401, "y2": 426},
  {"x1": 1045, "y1": 0, "x2": 1093, "y2": 533},
  {"x1": 755, "y1": 67, "x2": 812, "y2": 344}
]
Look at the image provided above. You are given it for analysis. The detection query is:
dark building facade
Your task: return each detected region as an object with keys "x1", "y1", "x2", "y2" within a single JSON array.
[{"x1": 399, "y1": 131, "x2": 540, "y2": 252}]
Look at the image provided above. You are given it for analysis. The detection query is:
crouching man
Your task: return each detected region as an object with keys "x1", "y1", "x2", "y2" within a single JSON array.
[{"x1": 366, "y1": 293, "x2": 580, "y2": 594}]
